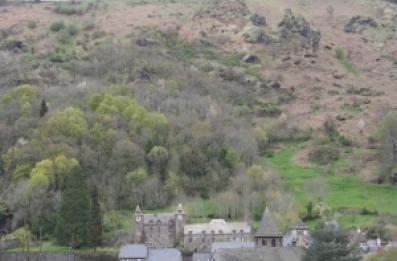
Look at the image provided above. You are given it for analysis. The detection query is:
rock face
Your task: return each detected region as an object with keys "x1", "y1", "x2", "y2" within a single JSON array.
[
  {"x1": 193, "y1": 0, "x2": 249, "y2": 25},
  {"x1": 242, "y1": 54, "x2": 260, "y2": 63},
  {"x1": 344, "y1": 16, "x2": 378, "y2": 33},
  {"x1": 250, "y1": 13, "x2": 267, "y2": 26},
  {"x1": 278, "y1": 9, "x2": 320, "y2": 51}
]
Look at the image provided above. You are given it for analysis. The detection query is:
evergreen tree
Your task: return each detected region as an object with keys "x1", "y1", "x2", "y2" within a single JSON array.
[
  {"x1": 88, "y1": 187, "x2": 103, "y2": 248},
  {"x1": 39, "y1": 99, "x2": 48, "y2": 117},
  {"x1": 55, "y1": 166, "x2": 90, "y2": 248},
  {"x1": 302, "y1": 223, "x2": 360, "y2": 261}
]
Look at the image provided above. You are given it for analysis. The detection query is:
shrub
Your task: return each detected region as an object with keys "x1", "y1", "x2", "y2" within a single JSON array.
[
  {"x1": 67, "y1": 24, "x2": 79, "y2": 36},
  {"x1": 54, "y1": 3, "x2": 93, "y2": 15},
  {"x1": 310, "y1": 145, "x2": 340, "y2": 165},
  {"x1": 48, "y1": 53, "x2": 66, "y2": 63},
  {"x1": 82, "y1": 20, "x2": 96, "y2": 31},
  {"x1": 335, "y1": 47, "x2": 358, "y2": 75},
  {"x1": 50, "y1": 21, "x2": 65, "y2": 32},
  {"x1": 27, "y1": 20, "x2": 37, "y2": 29},
  {"x1": 338, "y1": 135, "x2": 353, "y2": 147}
]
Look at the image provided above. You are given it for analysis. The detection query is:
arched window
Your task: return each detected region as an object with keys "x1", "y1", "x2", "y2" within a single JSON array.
[{"x1": 271, "y1": 238, "x2": 276, "y2": 247}]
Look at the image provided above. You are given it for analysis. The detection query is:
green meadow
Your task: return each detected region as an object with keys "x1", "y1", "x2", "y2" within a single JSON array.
[{"x1": 268, "y1": 144, "x2": 397, "y2": 227}]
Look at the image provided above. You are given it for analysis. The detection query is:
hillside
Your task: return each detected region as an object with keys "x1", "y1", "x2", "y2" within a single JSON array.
[{"x1": 0, "y1": 0, "x2": 397, "y2": 251}]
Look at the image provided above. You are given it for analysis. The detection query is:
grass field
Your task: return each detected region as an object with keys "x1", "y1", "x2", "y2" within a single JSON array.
[
  {"x1": 6, "y1": 241, "x2": 117, "y2": 253},
  {"x1": 268, "y1": 144, "x2": 397, "y2": 227}
]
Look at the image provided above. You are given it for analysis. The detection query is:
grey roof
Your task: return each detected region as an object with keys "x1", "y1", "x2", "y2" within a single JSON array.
[
  {"x1": 148, "y1": 248, "x2": 181, "y2": 261},
  {"x1": 211, "y1": 241, "x2": 255, "y2": 252},
  {"x1": 292, "y1": 220, "x2": 308, "y2": 230},
  {"x1": 255, "y1": 208, "x2": 283, "y2": 238},
  {"x1": 385, "y1": 241, "x2": 397, "y2": 249},
  {"x1": 192, "y1": 253, "x2": 212, "y2": 261},
  {"x1": 214, "y1": 247, "x2": 305, "y2": 261},
  {"x1": 184, "y1": 219, "x2": 251, "y2": 235},
  {"x1": 143, "y1": 213, "x2": 175, "y2": 225},
  {"x1": 118, "y1": 244, "x2": 148, "y2": 258}
]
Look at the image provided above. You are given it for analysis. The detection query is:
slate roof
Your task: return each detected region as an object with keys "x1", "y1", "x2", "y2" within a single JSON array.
[
  {"x1": 214, "y1": 247, "x2": 305, "y2": 261},
  {"x1": 255, "y1": 208, "x2": 283, "y2": 238},
  {"x1": 143, "y1": 213, "x2": 175, "y2": 225},
  {"x1": 118, "y1": 244, "x2": 148, "y2": 258},
  {"x1": 184, "y1": 219, "x2": 251, "y2": 235},
  {"x1": 211, "y1": 241, "x2": 255, "y2": 252},
  {"x1": 292, "y1": 220, "x2": 309, "y2": 230},
  {"x1": 148, "y1": 248, "x2": 182, "y2": 261},
  {"x1": 192, "y1": 253, "x2": 212, "y2": 261}
]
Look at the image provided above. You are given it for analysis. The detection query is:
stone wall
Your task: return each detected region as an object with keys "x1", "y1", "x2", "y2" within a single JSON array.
[
  {"x1": 0, "y1": 252, "x2": 117, "y2": 261},
  {"x1": 143, "y1": 224, "x2": 175, "y2": 248}
]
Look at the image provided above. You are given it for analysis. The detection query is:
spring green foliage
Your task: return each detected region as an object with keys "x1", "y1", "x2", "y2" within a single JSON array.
[
  {"x1": 1, "y1": 84, "x2": 37, "y2": 117},
  {"x1": 55, "y1": 166, "x2": 90, "y2": 248},
  {"x1": 28, "y1": 155, "x2": 79, "y2": 191},
  {"x1": 89, "y1": 94, "x2": 167, "y2": 135},
  {"x1": 45, "y1": 107, "x2": 88, "y2": 139},
  {"x1": 302, "y1": 223, "x2": 360, "y2": 261},
  {"x1": 5, "y1": 227, "x2": 32, "y2": 251}
]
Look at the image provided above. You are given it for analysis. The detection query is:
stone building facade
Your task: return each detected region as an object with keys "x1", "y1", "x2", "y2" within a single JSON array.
[
  {"x1": 134, "y1": 204, "x2": 185, "y2": 248},
  {"x1": 183, "y1": 219, "x2": 252, "y2": 252}
]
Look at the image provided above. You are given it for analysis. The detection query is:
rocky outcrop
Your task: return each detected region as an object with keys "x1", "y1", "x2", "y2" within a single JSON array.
[
  {"x1": 344, "y1": 16, "x2": 378, "y2": 33},
  {"x1": 242, "y1": 54, "x2": 259, "y2": 63},
  {"x1": 250, "y1": 14, "x2": 266, "y2": 26},
  {"x1": 278, "y1": 9, "x2": 320, "y2": 51}
]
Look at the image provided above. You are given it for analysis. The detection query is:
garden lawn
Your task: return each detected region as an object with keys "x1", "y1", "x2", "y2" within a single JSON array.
[{"x1": 268, "y1": 144, "x2": 397, "y2": 227}]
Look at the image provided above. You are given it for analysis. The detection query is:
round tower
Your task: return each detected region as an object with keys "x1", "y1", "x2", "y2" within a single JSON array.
[
  {"x1": 134, "y1": 205, "x2": 144, "y2": 243},
  {"x1": 175, "y1": 203, "x2": 185, "y2": 244}
]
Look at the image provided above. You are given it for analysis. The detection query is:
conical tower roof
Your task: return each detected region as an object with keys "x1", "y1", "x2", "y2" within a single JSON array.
[
  {"x1": 135, "y1": 205, "x2": 142, "y2": 214},
  {"x1": 255, "y1": 207, "x2": 283, "y2": 237}
]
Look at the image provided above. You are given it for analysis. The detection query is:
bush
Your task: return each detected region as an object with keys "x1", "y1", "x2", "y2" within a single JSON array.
[
  {"x1": 82, "y1": 20, "x2": 96, "y2": 31},
  {"x1": 48, "y1": 53, "x2": 66, "y2": 63},
  {"x1": 67, "y1": 24, "x2": 79, "y2": 36},
  {"x1": 54, "y1": 3, "x2": 93, "y2": 15},
  {"x1": 50, "y1": 21, "x2": 65, "y2": 32},
  {"x1": 27, "y1": 20, "x2": 37, "y2": 29},
  {"x1": 335, "y1": 47, "x2": 358, "y2": 75},
  {"x1": 310, "y1": 145, "x2": 340, "y2": 165},
  {"x1": 338, "y1": 135, "x2": 353, "y2": 147}
]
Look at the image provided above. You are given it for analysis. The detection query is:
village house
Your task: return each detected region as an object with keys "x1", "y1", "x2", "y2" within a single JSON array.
[
  {"x1": 254, "y1": 208, "x2": 284, "y2": 247},
  {"x1": 183, "y1": 219, "x2": 252, "y2": 252},
  {"x1": 134, "y1": 204, "x2": 185, "y2": 248},
  {"x1": 283, "y1": 220, "x2": 310, "y2": 248},
  {"x1": 118, "y1": 244, "x2": 182, "y2": 261}
]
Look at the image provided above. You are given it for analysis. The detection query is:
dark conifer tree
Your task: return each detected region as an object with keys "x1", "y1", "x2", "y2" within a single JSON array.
[
  {"x1": 55, "y1": 166, "x2": 90, "y2": 248},
  {"x1": 302, "y1": 223, "x2": 360, "y2": 261},
  {"x1": 39, "y1": 99, "x2": 48, "y2": 117},
  {"x1": 88, "y1": 187, "x2": 103, "y2": 248}
]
